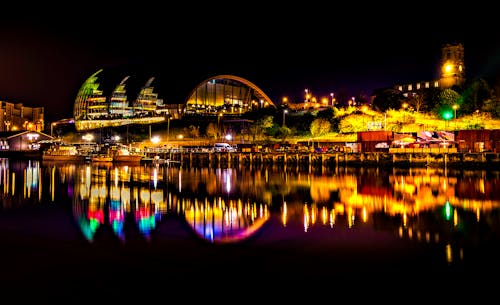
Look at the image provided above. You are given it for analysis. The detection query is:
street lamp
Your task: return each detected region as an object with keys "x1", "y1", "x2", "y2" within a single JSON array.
[
  {"x1": 166, "y1": 114, "x2": 171, "y2": 149},
  {"x1": 282, "y1": 109, "x2": 288, "y2": 127},
  {"x1": 151, "y1": 135, "x2": 160, "y2": 145},
  {"x1": 402, "y1": 102, "x2": 408, "y2": 124},
  {"x1": 218, "y1": 113, "x2": 224, "y2": 140},
  {"x1": 452, "y1": 104, "x2": 459, "y2": 130},
  {"x1": 362, "y1": 105, "x2": 368, "y2": 130}
]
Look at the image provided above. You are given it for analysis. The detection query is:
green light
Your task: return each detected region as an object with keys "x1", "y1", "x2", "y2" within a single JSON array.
[
  {"x1": 444, "y1": 201, "x2": 452, "y2": 220},
  {"x1": 442, "y1": 110, "x2": 453, "y2": 120}
]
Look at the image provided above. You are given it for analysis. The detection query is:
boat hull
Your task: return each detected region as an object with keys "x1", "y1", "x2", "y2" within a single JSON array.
[
  {"x1": 113, "y1": 155, "x2": 143, "y2": 163},
  {"x1": 42, "y1": 154, "x2": 87, "y2": 162}
]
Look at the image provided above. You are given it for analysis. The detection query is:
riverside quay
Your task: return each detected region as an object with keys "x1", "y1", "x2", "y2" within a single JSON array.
[{"x1": 150, "y1": 149, "x2": 500, "y2": 169}]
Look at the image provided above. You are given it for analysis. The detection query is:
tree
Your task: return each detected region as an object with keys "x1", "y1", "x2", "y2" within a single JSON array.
[
  {"x1": 277, "y1": 126, "x2": 292, "y2": 142},
  {"x1": 250, "y1": 115, "x2": 274, "y2": 141},
  {"x1": 371, "y1": 87, "x2": 405, "y2": 112},
  {"x1": 410, "y1": 90, "x2": 426, "y2": 113},
  {"x1": 483, "y1": 98, "x2": 500, "y2": 118},
  {"x1": 310, "y1": 118, "x2": 331, "y2": 146},
  {"x1": 188, "y1": 125, "x2": 200, "y2": 139},
  {"x1": 339, "y1": 114, "x2": 368, "y2": 133},
  {"x1": 436, "y1": 88, "x2": 461, "y2": 118},
  {"x1": 316, "y1": 107, "x2": 335, "y2": 121},
  {"x1": 205, "y1": 122, "x2": 218, "y2": 139},
  {"x1": 461, "y1": 78, "x2": 492, "y2": 114}
]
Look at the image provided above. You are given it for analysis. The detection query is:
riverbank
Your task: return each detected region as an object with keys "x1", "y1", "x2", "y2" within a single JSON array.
[
  {"x1": 2, "y1": 149, "x2": 500, "y2": 169},
  {"x1": 153, "y1": 150, "x2": 500, "y2": 169}
]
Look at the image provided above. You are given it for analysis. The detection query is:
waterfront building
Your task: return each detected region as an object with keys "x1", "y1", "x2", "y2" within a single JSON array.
[
  {"x1": 0, "y1": 101, "x2": 44, "y2": 132},
  {"x1": 183, "y1": 75, "x2": 275, "y2": 116},
  {"x1": 0, "y1": 130, "x2": 52, "y2": 154},
  {"x1": 109, "y1": 76, "x2": 133, "y2": 118},
  {"x1": 72, "y1": 69, "x2": 276, "y2": 132}
]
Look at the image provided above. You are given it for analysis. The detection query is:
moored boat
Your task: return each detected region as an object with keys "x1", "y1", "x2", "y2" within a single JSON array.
[
  {"x1": 91, "y1": 154, "x2": 113, "y2": 162},
  {"x1": 42, "y1": 144, "x2": 87, "y2": 162},
  {"x1": 112, "y1": 147, "x2": 144, "y2": 163}
]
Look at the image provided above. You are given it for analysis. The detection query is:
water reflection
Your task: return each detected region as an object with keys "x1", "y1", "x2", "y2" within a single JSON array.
[{"x1": 1, "y1": 158, "x2": 499, "y2": 267}]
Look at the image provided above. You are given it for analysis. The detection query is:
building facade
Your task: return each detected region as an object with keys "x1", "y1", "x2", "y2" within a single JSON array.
[
  {"x1": 73, "y1": 70, "x2": 276, "y2": 131},
  {"x1": 0, "y1": 101, "x2": 44, "y2": 132}
]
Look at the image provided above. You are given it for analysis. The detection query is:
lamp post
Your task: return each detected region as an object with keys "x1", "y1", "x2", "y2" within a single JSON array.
[
  {"x1": 362, "y1": 105, "x2": 368, "y2": 131},
  {"x1": 166, "y1": 114, "x2": 171, "y2": 149},
  {"x1": 402, "y1": 102, "x2": 409, "y2": 130},
  {"x1": 452, "y1": 104, "x2": 459, "y2": 130},
  {"x1": 282, "y1": 109, "x2": 288, "y2": 127},
  {"x1": 218, "y1": 113, "x2": 224, "y2": 141}
]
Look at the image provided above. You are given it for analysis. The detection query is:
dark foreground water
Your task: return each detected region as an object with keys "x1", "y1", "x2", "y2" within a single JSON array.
[{"x1": 0, "y1": 158, "x2": 499, "y2": 302}]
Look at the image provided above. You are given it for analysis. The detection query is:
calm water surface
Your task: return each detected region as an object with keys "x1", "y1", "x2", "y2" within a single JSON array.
[{"x1": 1, "y1": 158, "x2": 499, "y2": 301}]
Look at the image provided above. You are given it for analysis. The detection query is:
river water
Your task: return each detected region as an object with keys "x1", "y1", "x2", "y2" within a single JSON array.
[{"x1": 1, "y1": 158, "x2": 499, "y2": 302}]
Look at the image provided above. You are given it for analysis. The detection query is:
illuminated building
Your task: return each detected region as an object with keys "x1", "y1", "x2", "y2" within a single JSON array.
[
  {"x1": 108, "y1": 76, "x2": 133, "y2": 118},
  {"x1": 184, "y1": 75, "x2": 275, "y2": 115},
  {"x1": 73, "y1": 69, "x2": 276, "y2": 132},
  {"x1": 0, "y1": 101, "x2": 44, "y2": 132}
]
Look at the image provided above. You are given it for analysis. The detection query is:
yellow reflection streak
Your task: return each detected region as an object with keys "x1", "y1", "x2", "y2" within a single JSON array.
[
  {"x1": 282, "y1": 202, "x2": 287, "y2": 227},
  {"x1": 51, "y1": 166, "x2": 55, "y2": 202},
  {"x1": 11, "y1": 172, "x2": 15, "y2": 195},
  {"x1": 114, "y1": 168, "x2": 118, "y2": 187},
  {"x1": 446, "y1": 243, "x2": 453, "y2": 264},
  {"x1": 38, "y1": 166, "x2": 42, "y2": 202},
  {"x1": 329, "y1": 209, "x2": 335, "y2": 227},
  {"x1": 348, "y1": 206, "x2": 354, "y2": 228},
  {"x1": 304, "y1": 204, "x2": 309, "y2": 232},
  {"x1": 23, "y1": 170, "x2": 26, "y2": 198},
  {"x1": 311, "y1": 205, "x2": 317, "y2": 225},
  {"x1": 321, "y1": 207, "x2": 328, "y2": 225}
]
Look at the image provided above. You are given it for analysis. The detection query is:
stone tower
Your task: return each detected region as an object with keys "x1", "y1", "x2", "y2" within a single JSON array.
[{"x1": 439, "y1": 43, "x2": 465, "y2": 88}]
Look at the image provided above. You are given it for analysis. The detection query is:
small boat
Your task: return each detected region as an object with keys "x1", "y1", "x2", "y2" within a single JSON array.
[
  {"x1": 91, "y1": 154, "x2": 113, "y2": 163},
  {"x1": 112, "y1": 148, "x2": 144, "y2": 163},
  {"x1": 42, "y1": 144, "x2": 87, "y2": 162}
]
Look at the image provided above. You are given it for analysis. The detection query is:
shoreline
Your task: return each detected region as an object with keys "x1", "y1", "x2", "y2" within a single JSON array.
[{"x1": 2, "y1": 150, "x2": 500, "y2": 169}]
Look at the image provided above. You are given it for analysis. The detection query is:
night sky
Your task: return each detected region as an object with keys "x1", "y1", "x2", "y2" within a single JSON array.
[{"x1": 1, "y1": 4, "x2": 499, "y2": 123}]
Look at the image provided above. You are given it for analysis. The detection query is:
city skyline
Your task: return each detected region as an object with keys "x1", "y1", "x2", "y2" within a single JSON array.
[{"x1": 1, "y1": 5, "x2": 499, "y2": 123}]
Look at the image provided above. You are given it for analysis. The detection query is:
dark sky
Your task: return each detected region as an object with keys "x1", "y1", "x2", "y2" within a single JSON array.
[{"x1": 1, "y1": 4, "x2": 499, "y2": 123}]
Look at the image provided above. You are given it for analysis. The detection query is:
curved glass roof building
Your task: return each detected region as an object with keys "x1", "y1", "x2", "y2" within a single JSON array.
[
  {"x1": 184, "y1": 74, "x2": 275, "y2": 116},
  {"x1": 73, "y1": 68, "x2": 276, "y2": 131}
]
